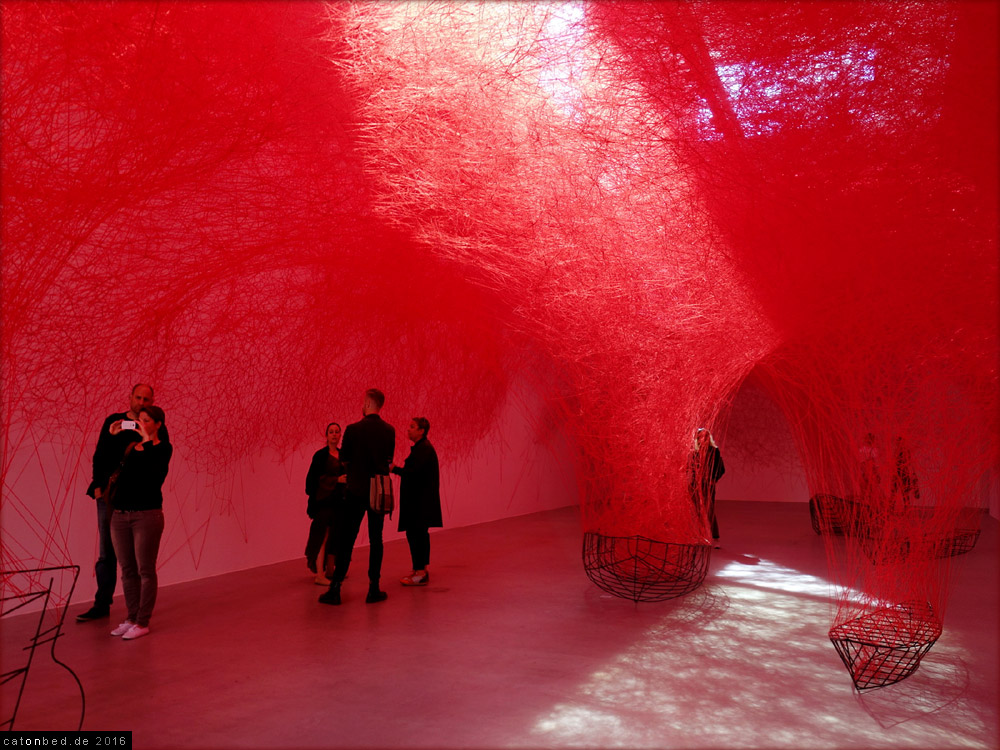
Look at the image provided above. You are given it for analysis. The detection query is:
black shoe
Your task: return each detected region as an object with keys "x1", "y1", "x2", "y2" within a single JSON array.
[
  {"x1": 76, "y1": 606, "x2": 110, "y2": 622},
  {"x1": 318, "y1": 585, "x2": 341, "y2": 606},
  {"x1": 365, "y1": 588, "x2": 387, "y2": 604}
]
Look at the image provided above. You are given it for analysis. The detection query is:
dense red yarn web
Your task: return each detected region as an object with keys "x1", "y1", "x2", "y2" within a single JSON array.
[
  {"x1": 2, "y1": 1, "x2": 997, "y2": 687},
  {"x1": 1, "y1": 1, "x2": 513, "y2": 614}
]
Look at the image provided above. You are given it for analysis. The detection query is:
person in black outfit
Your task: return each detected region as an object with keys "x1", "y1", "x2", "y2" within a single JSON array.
[
  {"x1": 891, "y1": 435, "x2": 920, "y2": 512},
  {"x1": 688, "y1": 427, "x2": 725, "y2": 546},
  {"x1": 391, "y1": 417, "x2": 442, "y2": 587},
  {"x1": 78, "y1": 383, "x2": 168, "y2": 623},
  {"x1": 320, "y1": 388, "x2": 395, "y2": 606},
  {"x1": 107, "y1": 405, "x2": 172, "y2": 640},
  {"x1": 304, "y1": 422, "x2": 347, "y2": 584}
]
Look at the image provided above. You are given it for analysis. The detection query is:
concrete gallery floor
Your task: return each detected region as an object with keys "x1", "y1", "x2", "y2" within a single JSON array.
[{"x1": 4, "y1": 501, "x2": 998, "y2": 749}]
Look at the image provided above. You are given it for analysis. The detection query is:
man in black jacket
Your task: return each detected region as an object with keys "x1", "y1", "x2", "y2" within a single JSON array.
[
  {"x1": 77, "y1": 383, "x2": 168, "y2": 622},
  {"x1": 320, "y1": 388, "x2": 395, "y2": 606},
  {"x1": 392, "y1": 417, "x2": 442, "y2": 586}
]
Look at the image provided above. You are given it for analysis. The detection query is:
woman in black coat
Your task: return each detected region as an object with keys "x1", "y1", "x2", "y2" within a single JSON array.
[
  {"x1": 304, "y1": 422, "x2": 346, "y2": 584},
  {"x1": 688, "y1": 427, "x2": 725, "y2": 545},
  {"x1": 390, "y1": 417, "x2": 442, "y2": 586}
]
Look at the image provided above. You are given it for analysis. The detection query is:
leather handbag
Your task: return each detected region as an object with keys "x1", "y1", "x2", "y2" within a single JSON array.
[
  {"x1": 104, "y1": 467, "x2": 123, "y2": 510},
  {"x1": 369, "y1": 474, "x2": 395, "y2": 516}
]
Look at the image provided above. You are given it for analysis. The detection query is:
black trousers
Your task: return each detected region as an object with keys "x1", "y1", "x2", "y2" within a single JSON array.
[
  {"x1": 707, "y1": 491, "x2": 720, "y2": 540},
  {"x1": 94, "y1": 496, "x2": 118, "y2": 608},
  {"x1": 692, "y1": 486, "x2": 720, "y2": 540},
  {"x1": 331, "y1": 492, "x2": 385, "y2": 585},
  {"x1": 405, "y1": 528, "x2": 431, "y2": 570}
]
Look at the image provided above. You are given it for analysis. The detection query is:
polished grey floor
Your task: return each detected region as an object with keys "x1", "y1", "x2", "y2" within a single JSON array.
[{"x1": 4, "y1": 501, "x2": 998, "y2": 749}]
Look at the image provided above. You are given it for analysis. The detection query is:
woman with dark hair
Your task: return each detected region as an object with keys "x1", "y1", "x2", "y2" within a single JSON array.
[
  {"x1": 304, "y1": 422, "x2": 346, "y2": 585},
  {"x1": 391, "y1": 417, "x2": 442, "y2": 586},
  {"x1": 688, "y1": 427, "x2": 725, "y2": 547},
  {"x1": 107, "y1": 404, "x2": 172, "y2": 640}
]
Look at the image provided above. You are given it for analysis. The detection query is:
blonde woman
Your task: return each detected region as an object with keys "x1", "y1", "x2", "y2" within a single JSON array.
[{"x1": 688, "y1": 428, "x2": 725, "y2": 546}]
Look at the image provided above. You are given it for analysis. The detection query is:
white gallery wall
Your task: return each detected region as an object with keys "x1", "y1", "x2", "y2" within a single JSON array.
[{"x1": 2, "y1": 385, "x2": 580, "y2": 605}]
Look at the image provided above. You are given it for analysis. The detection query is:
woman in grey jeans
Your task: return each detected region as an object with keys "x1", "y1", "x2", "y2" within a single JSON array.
[{"x1": 107, "y1": 404, "x2": 172, "y2": 640}]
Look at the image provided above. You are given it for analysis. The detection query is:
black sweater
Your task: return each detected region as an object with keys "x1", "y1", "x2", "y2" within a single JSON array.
[{"x1": 112, "y1": 441, "x2": 173, "y2": 511}]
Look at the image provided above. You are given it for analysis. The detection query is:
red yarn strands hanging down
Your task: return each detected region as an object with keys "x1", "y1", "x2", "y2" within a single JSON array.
[
  {"x1": 331, "y1": 1, "x2": 778, "y2": 544},
  {"x1": 590, "y1": 0, "x2": 997, "y2": 681},
  {"x1": 1, "y1": 2, "x2": 514, "y2": 584},
  {"x1": 1, "y1": 0, "x2": 996, "y2": 678},
  {"x1": 329, "y1": 0, "x2": 998, "y2": 658}
]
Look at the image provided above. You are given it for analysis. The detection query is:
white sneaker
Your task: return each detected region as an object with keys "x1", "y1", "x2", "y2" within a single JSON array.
[
  {"x1": 401, "y1": 571, "x2": 428, "y2": 586},
  {"x1": 121, "y1": 624, "x2": 150, "y2": 640},
  {"x1": 111, "y1": 621, "x2": 136, "y2": 637}
]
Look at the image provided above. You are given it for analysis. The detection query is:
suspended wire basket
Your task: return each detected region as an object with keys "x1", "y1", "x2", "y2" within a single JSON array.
[
  {"x1": 829, "y1": 600, "x2": 942, "y2": 691},
  {"x1": 583, "y1": 532, "x2": 711, "y2": 603}
]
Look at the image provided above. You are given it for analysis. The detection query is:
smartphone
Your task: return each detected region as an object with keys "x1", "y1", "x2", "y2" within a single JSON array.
[{"x1": 121, "y1": 420, "x2": 137, "y2": 430}]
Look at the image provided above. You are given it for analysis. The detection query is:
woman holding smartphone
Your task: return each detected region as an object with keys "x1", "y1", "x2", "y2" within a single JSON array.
[{"x1": 107, "y1": 405, "x2": 172, "y2": 640}]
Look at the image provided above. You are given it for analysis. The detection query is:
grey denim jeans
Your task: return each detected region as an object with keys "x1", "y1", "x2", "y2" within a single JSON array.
[{"x1": 110, "y1": 509, "x2": 164, "y2": 627}]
